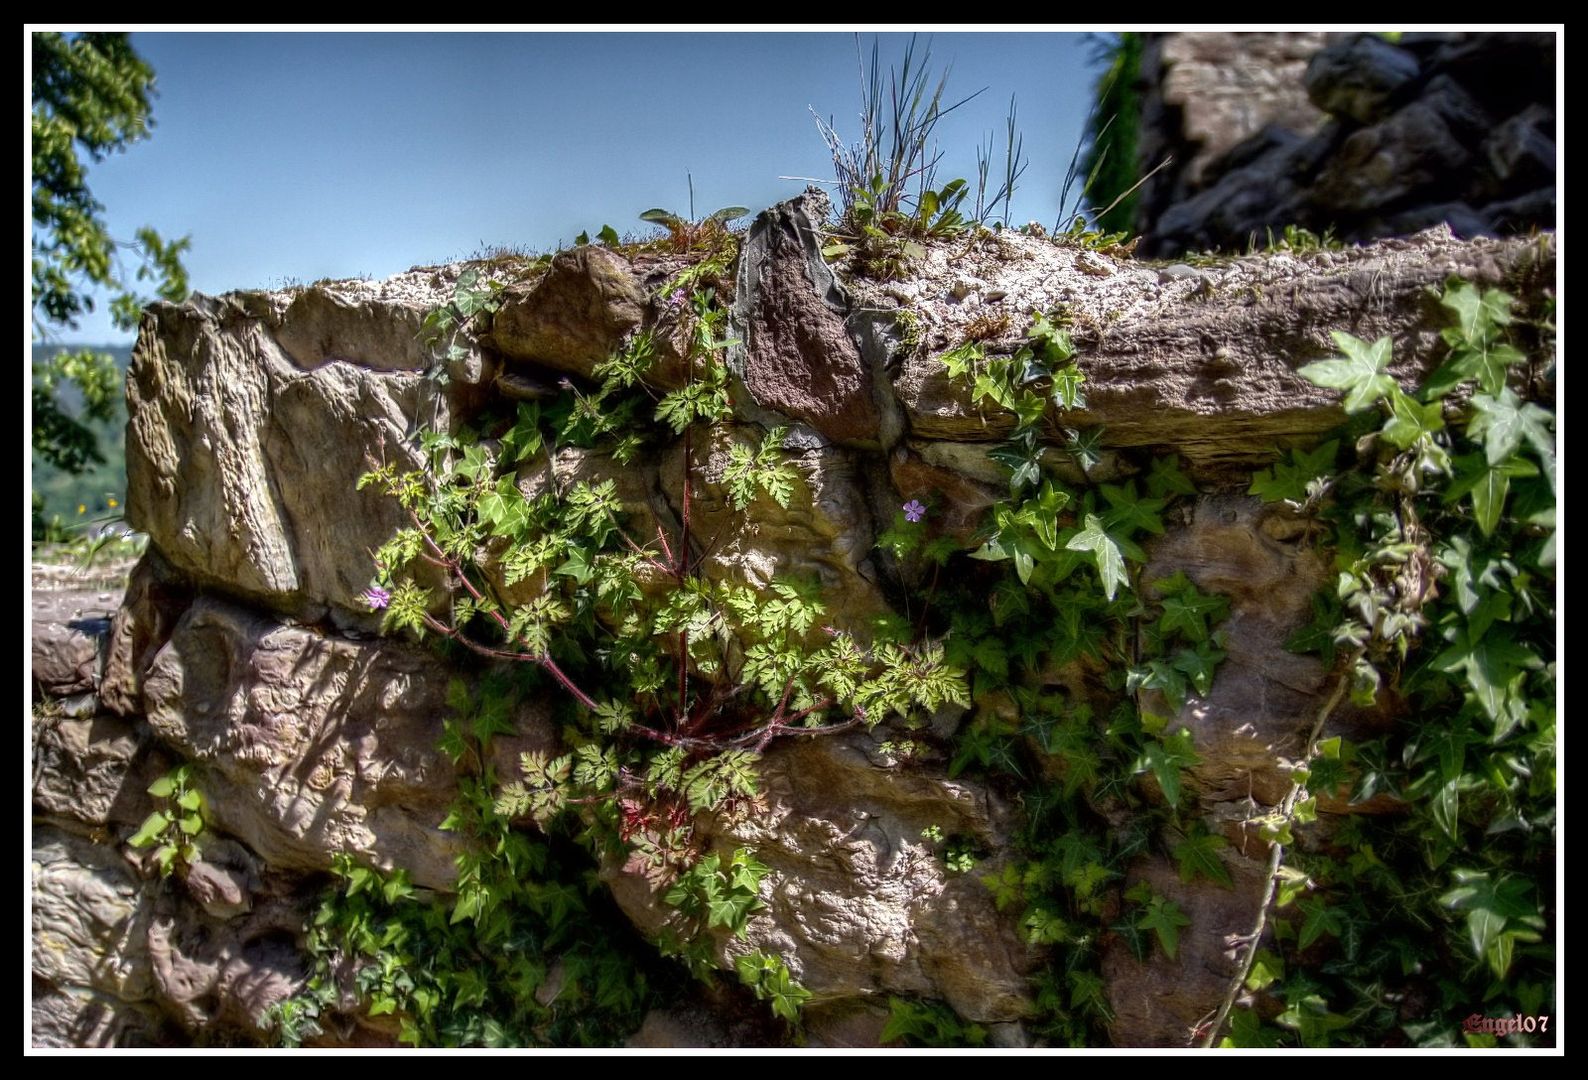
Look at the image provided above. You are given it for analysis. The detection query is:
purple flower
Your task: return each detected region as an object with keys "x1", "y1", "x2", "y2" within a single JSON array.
[
  {"x1": 364, "y1": 586, "x2": 391, "y2": 611},
  {"x1": 902, "y1": 500, "x2": 927, "y2": 523},
  {"x1": 667, "y1": 288, "x2": 688, "y2": 310}
]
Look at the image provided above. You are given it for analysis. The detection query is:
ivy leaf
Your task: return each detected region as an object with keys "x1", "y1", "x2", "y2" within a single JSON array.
[
  {"x1": 1300, "y1": 332, "x2": 1397, "y2": 414},
  {"x1": 1065, "y1": 513, "x2": 1129, "y2": 600},
  {"x1": 1100, "y1": 481, "x2": 1166, "y2": 537},
  {"x1": 1137, "y1": 895, "x2": 1192, "y2": 960},
  {"x1": 1249, "y1": 440, "x2": 1338, "y2": 504},
  {"x1": 1145, "y1": 454, "x2": 1196, "y2": 499},
  {"x1": 1467, "y1": 388, "x2": 1555, "y2": 473},
  {"x1": 1138, "y1": 728, "x2": 1199, "y2": 806},
  {"x1": 1297, "y1": 895, "x2": 1346, "y2": 949},
  {"x1": 1445, "y1": 451, "x2": 1537, "y2": 536},
  {"x1": 1221, "y1": 1007, "x2": 1283, "y2": 1048},
  {"x1": 1440, "y1": 869, "x2": 1536, "y2": 979},
  {"x1": 1380, "y1": 388, "x2": 1444, "y2": 450},
  {"x1": 1050, "y1": 364, "x2": 1087, "y2": 409},
  {"x1": 1245, "y1": 949, "x2": 1284, "y2": 992},
  {"x1": 1171, "y1": 640, "x2": 1225, "y2": 697},
  {"x1": 1066, "y1": 428, "x2": 1103, "y2": 472},
  {"x1": 1441, "y1": 279, "x2": 1513, "y2": 340},
  {"x1": 1173, "y1": 829, "x2": 1233, "y2": 888},
  {"x1": 988, "y1": 441, "x2": 1043, "y2": 494},
  {"x1": 1155, "y1": 579, "x2": 1228, "y2": 643},
  {"x1": 1430, "y1": 624, "x2": 1540, "y2": 728}
]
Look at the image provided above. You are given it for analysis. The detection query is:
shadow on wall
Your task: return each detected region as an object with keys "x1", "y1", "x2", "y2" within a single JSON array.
[{"x1": 1132, "y1": 31, "x2": 1556, "y2": 257}]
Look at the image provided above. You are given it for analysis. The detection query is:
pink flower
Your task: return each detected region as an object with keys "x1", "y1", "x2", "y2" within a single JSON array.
[
  {"x1": 364, "y1": 586, "x2": 391, "y2": 610},
  {"x1": 902, "y1": 500, "x2": 927, "y2": 523}
]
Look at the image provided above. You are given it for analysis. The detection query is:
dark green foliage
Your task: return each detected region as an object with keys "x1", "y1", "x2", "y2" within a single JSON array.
[
  {"x1": 31, "y1": 33, "x2": 189, "y2": 479},
  {"x1": 916, "y1": 311, "x2": 1231, "y2": 1043},
  {"x1": 1217, "y1": 278, "x2": 1555, "y2": 1048},
  {"x1": 1076, "y1": 33, "x2": 1144, "y2": 236},
  {"x1": 881, "y1": 997, "x2": 987, "y2": 1047}
]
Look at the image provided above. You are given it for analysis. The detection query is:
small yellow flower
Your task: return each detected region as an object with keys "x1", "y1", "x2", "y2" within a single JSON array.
[
  {"x1": 77, "y1": 504, "x2": 86, "y2": 515},
  {"x1": 108, "y1": 498, "x2": 119, "y2": 508}
]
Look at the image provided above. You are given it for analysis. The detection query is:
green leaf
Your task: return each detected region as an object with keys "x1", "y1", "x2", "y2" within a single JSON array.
[
  {"x1": 1468, "y1": 388, "x2": 1554, "y2": 473},
  {"x1": 1100, "y1": 481, "x2": 1165, "y2": 537},
  {"x1": 128, "y1": 810, "x2": 169, "y2": 848},
  {"x1": 597, "y1": 224, "x2": 620, "y2": 246},
  {"x1": 1445, "y1": 452, "x2": 1535, "y2": 536},
  {"x1": 1173, "y1": 829, "x2": 1233, "y2": 888},
  {"x1": 1380, "y1": 388, "x2": 1444, "y2": 449},
  {"x1": 1137, "y1": 896, "x2": 1192, "y2": 960},
  {"x1": 1145, "y1": 454, "x2": 1196, "y2": 499},
  {"x1": 1297, "y1": 896, "x2": 1345, "y2": 949},
  {"x1": 1050, "y1": 364, "x2": 1087, "y2": 409},
  {"x1": 1248, "y1": 440, "x2": 1338, "y2": 504},
  {"x1": 1065, "y1": 513, "x2": 1129, "y2": 600},
  {"x1": 1440, "y1": 869, "x2": 1535, "y2": 979},
  {"x1": 1430, "y1": 625, "x2": 1540, "y2": 726},
  {"x1": 1221, "y1": 1007, "x2": 1283, "y2": 1048},
  {"x1": 1245, "y1": 949, "x2": 1284, "y2": 992},
  {"x1": 1300, "y1": 332, "x2": 1397, "y2": 414}
]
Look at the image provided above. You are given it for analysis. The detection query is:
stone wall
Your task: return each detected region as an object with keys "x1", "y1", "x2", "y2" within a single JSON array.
[
  {"x1": 1135, "y1": 31, "x2": 1556, "y2": 257},
  {"x1": 30, "y1": 194, "x2": 1554, "y2": 1046}
]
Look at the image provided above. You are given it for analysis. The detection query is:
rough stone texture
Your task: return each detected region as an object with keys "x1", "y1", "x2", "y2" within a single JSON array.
[
  {"x1": 1136, "y1": 32, "x2": 1332, "y2": 232},
  {"x1": 31, "y1": 980, "x2": 170, "y2": 1047},
  {"x1": 1308, "y1": 77, "x2": 1487, "y2": 216},
  {"x1": 33, "y1": 827, "x2": 159, "y2": 1006},
  {"x1": 606, "y1": 733, "x2": 1034, "y2": 1023},
  {"x1": 139, "y1": 595, "x2": 556, "y2": 889},
  {"x1": 1304, "y1": 34, "x2": 1421, "y2": 125},
  {"x1": 1138, "y1": 31, "x2": 1556, "y2": 256},
  {"x1": 490, "y1": 245, "x2": 646, "y2": 378},
  {"x1": 31, "y1": 588, "x2": 117, "y2": 698},
  {"x1": 1102, "y1": 852, "x2": 1272, "y2": 1046},
  {"x1": 124, "y1": 286, "x2": 490, "y2": 627},
  {"x1": 33, "y1": 709, "x2": 166, "y2": 831},
  {"x1": 887, "y1": 228, "x2": 1551, "y2": 477},
  {"x1": 731, "y1": 191, "x2": 899, "y2": 449},
  {"x1": 101, "y1": 549, "x2": 192, "y2": 717},
  {"x1": 30, "y1": 824, "x2": 317, "y2": 1047}
]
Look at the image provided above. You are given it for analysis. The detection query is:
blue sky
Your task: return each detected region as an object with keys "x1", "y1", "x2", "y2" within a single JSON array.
[{"x1": 52, "y1": 30, "x2": 1112, "y2": 344}]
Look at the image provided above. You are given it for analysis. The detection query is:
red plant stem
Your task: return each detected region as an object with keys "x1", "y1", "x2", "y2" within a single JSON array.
[
  {"x1": 407, "y1": 509, "x2": 602, "y2": 710},
  {"x1": 421, "y1": 614, "x2": 600, "y2": 711},
  {"x1": 771, "y1": 677, "x2": 797, "y2": 725}
]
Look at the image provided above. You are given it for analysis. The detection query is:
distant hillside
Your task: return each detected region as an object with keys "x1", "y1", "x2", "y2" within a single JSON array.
[{"x1": 32, "y1": 343, "x2": 136, "y2": 535}]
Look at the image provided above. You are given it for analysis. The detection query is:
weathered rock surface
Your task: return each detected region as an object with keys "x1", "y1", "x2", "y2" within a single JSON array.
[
  {"x1": 30, "y1": 824, "x2": 316, "y2": 1047},
  {"x1": 885, "y1": 227, "x2": 1550, "y2": 476},
  {"x1": 606, "y1": 732, "x2": 1034, "y2": 1022},
  {"x1": 139, "y1": 595, "x2": 555, "y2": 890},
  {"x1": 1138, "y1": 31, "x2": 1556, "y2": 255},
  {"x1": 667, "y1": 423, "x2": 892, "y2": 633},
  {"x1": 1304, "y1": 34, "x2": 1421, "y2": 125},
  {"x1": 33, "y1": 709, "x2": 166, "y2": 831},
  {"x1": 491, "y1": 246, "x2": 647, "y2": 378},
  {"x1": 124, "y1": 279, "x2": 488, "y2": 627},
  {"x1": 1136, "y1": 32, "x2": 1332, "y2": 230},
  {"x1": 31, "y1": 588, "x2": 117, "y2": 699},
  {"x1": 731, "y1": 191, "x2": 901, "y2": 449},
  {"x1": 1101, "y1": 852, "x2": 1271, "y2": 1046}
]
